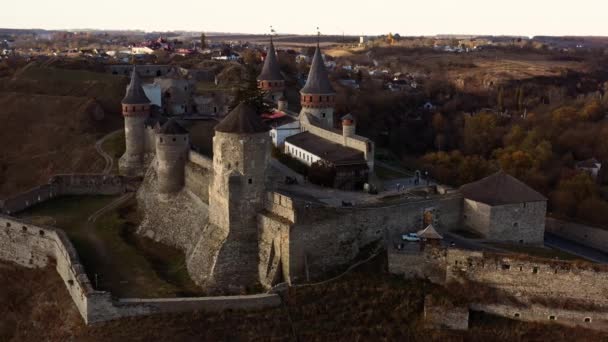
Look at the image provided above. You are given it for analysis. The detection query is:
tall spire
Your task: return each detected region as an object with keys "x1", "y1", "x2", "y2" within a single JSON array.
[
  {"x1": 122, "y1": 66, "x2": 150, "y2": 104},
  {"x1": 316, "y1": 26, "x2": 320, "y2": 47},
  {"x1": 301, "y1": 43, "x2": 335, "y2": 95},
  {"x1": 257, "y1": 33, "x2": 283, "y2": 81}
]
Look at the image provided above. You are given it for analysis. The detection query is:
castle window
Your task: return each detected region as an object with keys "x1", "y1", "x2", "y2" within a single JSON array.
[
  {"x1": 533, "y1": 266, "x2": 539, "y2": 274},
  {"x1": 513, "y1": 222, "x2": 518, "y2": 227},
  {"x1": 22, "y1": 226, "x2": 27, "y2": 232},
  {"x1": 322, "y1": 113, "x2": 326, "y2": 118},
  {"x1": 172, "y1": 138, "x2": 176, "y2": 142},
  {"x1": 585, "y1": 317, "x2": 592, "y2": 323},
  {"x1": 514, "y1": 313, "x2": 520, "y2": 318},
  {"x1": 160, "y1": 138, "x2": 163, "y2": 143},
  {"x1": 549, "y1": 315, "x2": 556, "y2": 320},
  {"x1": 523, "y1": 202, "x2": 527, "y2": 208},
  {"x1": 501, "y1": 264, "x2": 510, "y2": 270},
  {"x1": 248, "y1": 178, "x2": 252, "y2": 184},
  {"x1": 39, "y1": 230, "x2": 45, "y2": 236},
  {"x1": 319, "y1": 96, "x2": 323, "y2": 102}
]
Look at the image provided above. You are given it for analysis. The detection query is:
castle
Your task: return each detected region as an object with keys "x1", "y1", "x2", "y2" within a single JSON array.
[{"x1": 117, "y1": 42, "x2": 548, "y2": 293}]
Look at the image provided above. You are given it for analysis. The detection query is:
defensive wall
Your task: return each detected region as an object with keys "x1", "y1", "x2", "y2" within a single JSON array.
[
  {"x1": 301, "y1": 119, "x2": 374, "y2": 168},
  {"x1": 184, "y1": 151, "x2": 213, "y2": 204},
  {"x1": 389, "y1": 246, "x2": 608, "y2": 331},
  {"x1": 0, "y1": 174, "x2": 129, "y2": 215},
  {"x1": 0, "y1": 214, "x2": 281, "y2": 325},
  {"x1": 107, "y1": 65, "x2": 172, "y2": 77},
  {"x1": 266, "y1": 193, "x2": 463, "y2": 282},
  {"x1": 546, "y1": 217, "x2": 608, "y2": 254}
]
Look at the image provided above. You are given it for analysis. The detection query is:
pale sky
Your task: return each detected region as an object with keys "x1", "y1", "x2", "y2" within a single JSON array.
[{"x1": 1, "y1": 0, "x2": 607, "y2": 37}]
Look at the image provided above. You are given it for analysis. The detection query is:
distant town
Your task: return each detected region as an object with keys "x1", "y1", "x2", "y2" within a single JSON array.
[{"x1": 2, "y1": 26, "x2": 608, "y2": 340}]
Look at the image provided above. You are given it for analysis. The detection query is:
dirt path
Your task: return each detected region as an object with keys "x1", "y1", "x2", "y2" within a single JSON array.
[
  {"x1": 95, "y1": 129, "x2": 123, "y2": 175},
  {"x1": 83, "y1": 193, "x2": 132, "y2": 262}
]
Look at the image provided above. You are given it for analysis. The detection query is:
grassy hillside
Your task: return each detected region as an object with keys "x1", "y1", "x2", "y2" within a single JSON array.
[
  {"x1": 0, "y1": 92, "x2": 115, "y2": 197},
  {"x1": 0, "y1": 259, "x2": 605, "y2": 341},
  {"x1": 0, "y1": 64, "x2": 126, "y2": 198}
]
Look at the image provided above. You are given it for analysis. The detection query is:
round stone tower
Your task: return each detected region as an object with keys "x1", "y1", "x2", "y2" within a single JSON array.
[
  {"x1": 342, "y1": 113, "x2": 356, "y2": 140},
  {"x1": 119, "y1": 66, "x2": 151, "y2": 176},
  {"x1": 208, "y1": 102, "x2": 271, "y2": 290},
  {"x1": 300, "y1": 44, "x2": 336, "y2": 128},
  {"x1": 257, "y1": 38, "x2": 285, "y2": 102},
  {"x1": 155, "y1": 119, "x2": 189, "y2": 194},
  {"x1": 277, "y1": 95, "x2": 288, "y2": 112}
]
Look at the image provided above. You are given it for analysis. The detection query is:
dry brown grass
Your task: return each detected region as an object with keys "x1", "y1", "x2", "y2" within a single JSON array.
[
  {"x1": 0, "y1": 64, "x2": 125, "y2": 198},
  {"x1": 1, "y1": 258, "x2": 606, "y2": 341}
]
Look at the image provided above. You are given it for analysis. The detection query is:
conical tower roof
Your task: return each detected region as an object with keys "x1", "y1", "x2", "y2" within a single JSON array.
[
  {"x1": 301, "y1": 45, "x2": 335, "y2": 94},
  {"x1": 417, "y1": 224, "x2": 443, "y2": 240},
  {"x1": 122, "y1": 67, "x2": 151, "y2": 105},
  {"x1": 257, "y1": 40, "x2": 283, "y2": 81},
  {"x1": 215, "y1": 102, "x2": 270, "y2": 134},
  {"x1": 159, "y1": 118, "x2": 188, "y2": 135}
]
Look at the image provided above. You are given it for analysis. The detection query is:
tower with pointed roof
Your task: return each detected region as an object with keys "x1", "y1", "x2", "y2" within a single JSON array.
[
  {"x1": 300, "y1": 40, "x2": 336, "y2": 127},
  {"x1": 257, "y1": 38, "x2": 285, "y2": 103},
  {"x1": 206, "y1": 102, "x2": 271, "y2": 289},
  {"x1": 155, "y1": 119, "x2": 189, "y2": 194},
  {"x1": 119, "y1": 67, "x2": 151, "y2": 176}
]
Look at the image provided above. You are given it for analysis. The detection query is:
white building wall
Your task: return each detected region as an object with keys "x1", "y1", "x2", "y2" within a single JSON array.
[
  {"x1": 270, "y1": 121, "x2": 301, "y2": 147},
  {"x1": 142, "y1": 84, "x2": 162, "y2": 107},
  {"x1": 284, "y1": 142, "x2": 321, "y2": 166}
]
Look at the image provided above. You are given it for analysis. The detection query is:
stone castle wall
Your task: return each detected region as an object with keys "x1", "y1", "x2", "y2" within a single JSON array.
[
  {"x1": 470, "y1": 303, "x2": 608, "y2": 331},
  {"x1": 0, "y1": 214, "x2": 280, "y2": 324},
  {"x1": 488, "y1": 202, "x2": 546, "y2": 244},
  {"x1": 288, "y1": 195, "x2": 462, "y2": 281},
  {"x1": 546, "y1": 217, "x2": 608, "y2": 253},
  {"x1": 446, "y1": 249, "x2": 608, "y2": 306},
  {"x1": 463, "y1": 200, "x2": 546, "y2": 244},
  {"x1": 108, "y1": 65, "x2": 172, "y2": 77},
  {"x1": 184, "y1": 151, "x2": 213, "y2": 204},
  {"x1": 301, "y1": 118, "x2": 373, "y2": 167},
  {"x1": 0, "y1": 174, "x2": 128, "y2": 215},
  {"x1": 391, "y1": 246, "x2": 608, "y2": 331}
]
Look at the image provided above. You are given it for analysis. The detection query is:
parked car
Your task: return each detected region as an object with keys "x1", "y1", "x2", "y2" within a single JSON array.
[{"x1": 401, "y1": 233, "x2": 420, "y2": 242}]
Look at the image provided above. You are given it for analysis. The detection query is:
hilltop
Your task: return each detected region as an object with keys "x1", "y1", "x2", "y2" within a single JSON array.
[{"x1": 0, "y1": 64, "x2": 126, "y2": 198}]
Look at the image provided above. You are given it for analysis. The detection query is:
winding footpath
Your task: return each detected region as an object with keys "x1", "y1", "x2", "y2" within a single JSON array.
[
  {"x1": 84, "y1": 130, "x2": 130, "y2": 272},
  {"x1": 95, "y1": 129, "x2": 123, "y2": 175}
]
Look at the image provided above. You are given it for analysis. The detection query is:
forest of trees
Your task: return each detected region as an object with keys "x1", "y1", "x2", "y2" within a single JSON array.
[{"x1": 328, "y1": 48, "x2": 608, "y2": 227}]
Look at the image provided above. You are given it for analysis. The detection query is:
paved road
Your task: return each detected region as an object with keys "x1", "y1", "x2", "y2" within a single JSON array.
[{"x1": 544, "y1": 233, "x2": 608, "y2": 264}]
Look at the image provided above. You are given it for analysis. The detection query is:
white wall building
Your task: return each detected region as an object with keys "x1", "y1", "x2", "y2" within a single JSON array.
[{"x1": 142, "y1": 84, "x2": 162, "y2": 107}]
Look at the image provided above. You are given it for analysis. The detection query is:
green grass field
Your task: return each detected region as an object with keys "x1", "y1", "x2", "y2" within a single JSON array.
[{"x1": 17, "y1": 195, "x2": 204, "y2": 298}]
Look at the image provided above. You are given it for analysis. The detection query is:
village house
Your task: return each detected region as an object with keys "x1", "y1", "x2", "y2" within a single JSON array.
[{"x1": 576, "y1": 158, "x2": 602, "y2": 180}]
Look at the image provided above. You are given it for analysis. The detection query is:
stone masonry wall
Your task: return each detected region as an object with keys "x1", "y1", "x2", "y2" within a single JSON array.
[
  {"x1": 489, "y1": 201, "x2": 546, "y2": 244},
  {"x1": 446, "y1": 249, "x2": 608, "y2": 308},
  {"x1": 471, "y1": 303, "x2": 608, "y2": 332},
  {"x1": 185, "y1": 162, "x2": 211, "y2": 204},
  {"x1": 545, "y1": 217, "x2": 608, "y2": 253},
  {"x1": 1, "y1": 174, "x2": 128, "y2": 214},
  {"x1": 289, "y1": 195, "x2": 462, "y2": 281},
  {"x1": 390, "y1": 246, "x2": 608, "y2": 331},
  {"x1": 0, "y1": 215, "x2": 281, "y2": 324}
]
